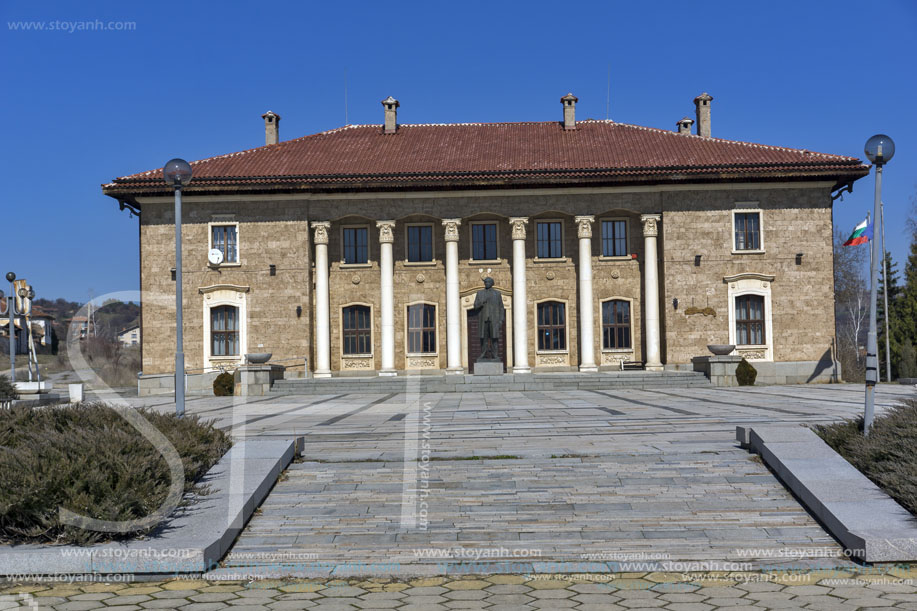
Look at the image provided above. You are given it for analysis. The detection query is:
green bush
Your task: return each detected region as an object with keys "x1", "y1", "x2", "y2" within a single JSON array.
[
  {"x1": 736, "y1": 358, "x2": 757, "y2": 386},
  {"x1": 899, "y1": 342, "x2": 917, "y2": 379},
  {"x1": 815, "y1": 399, "x2": 917, "y2": 516},
  {"x1": 0, "y1": 375, "x2": 18, "y2": 402},
  {"x1": 213, "y1": 372, "x2": 234, "y2": 396},
  {"x1": 0, "y1": 403, "x2": 231, "y2": 545}
]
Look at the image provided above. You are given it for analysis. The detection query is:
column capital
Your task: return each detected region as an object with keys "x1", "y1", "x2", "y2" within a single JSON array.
[
  {"x1": 574, "y1": 215, "x2": 595, "y2": 239},
  {"x1": 376, "y1": 220, "x2": 396, "y2": 244},
  {"x1": 509, "y1": 217, "x2": 529, "y2": 240},
  {"x1": 640, "y1": 214, "x2": 661, "y2": 237},
  {"x1": 442, "y1": 218, "x2": 462, "y2": 242},
  {"x1": 311, "y1": 221, "x2": 331, "y2": 245}
]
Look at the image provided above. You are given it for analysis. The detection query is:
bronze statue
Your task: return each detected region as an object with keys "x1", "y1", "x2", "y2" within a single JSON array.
[{"x1": 472, "y1": 277, "x2": 504, "y2": 361}]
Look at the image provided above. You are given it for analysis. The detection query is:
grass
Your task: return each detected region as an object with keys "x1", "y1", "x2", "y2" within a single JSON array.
[
  {"x1": 814, "y1": 398, "x2": 917, "y2": 517},
  {"x1": 0, "y1": 402, "x2": 232, "y2": 546}
]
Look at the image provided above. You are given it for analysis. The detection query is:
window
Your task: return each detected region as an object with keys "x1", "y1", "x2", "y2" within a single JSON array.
[
  {"x1": 537, "y1": 301, "x2": 566, "y2": 350},
  {"x1": 601, "y1": 220, "x2": 628, "y2": 257},
  {"x1": 342, "y1": 305, "x2": 372, "y2": 354},
  {"x1": 343, "y1": 227, "x2": 369, "y2": 264},
  {"x1": 407, "y1": 304, "x2": 436, "y2": 354},
  {"x1": 407, "y1": 225, "x2": 433, "y2": 262},
  {"x1": 471, "y1": 223, "x2": 498, "y2": 260},
  {"x1": 536, "y1": 221, "x2": 563, "y2": 258},
  {"x1": 735, "y1": 295, "x2": 765, "y2": 345},
  {"x1": 734, "y1": 211, "x2": 761, "y2": 251},
  {"x1": 602, "y1": 300, "x2": 631, "y2": 349},
  {"x1": 211, "y1": 225, "x2": 238, "y2": 263},
  {"x1": 211, "y1": 305, "x2": 239, "y2": 356}
]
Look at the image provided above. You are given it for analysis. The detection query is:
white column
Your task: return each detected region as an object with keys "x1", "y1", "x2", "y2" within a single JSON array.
[
  {"x1": 443, "y1": 219, "x2": 463, "y2": 374},
  {"x1": 377, "y1": 220, "x2": 397, "y2": 376},
  {"x1": 311, "y1": 221, "x2": 332, "y2": 378},
  {"x1": 641, "y1": 214, "x2": 663, "y2": 371},
  {"x1": 509, "y1": 217, "x2": 531, "y2": 374},
  {"x1": 575, "y1": 216, "x2": 597, "y2": 372}
]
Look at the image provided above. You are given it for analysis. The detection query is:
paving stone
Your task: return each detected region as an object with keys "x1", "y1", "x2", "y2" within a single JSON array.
[{"x1": 189, "y1": 592, "x2": 238, "y2": 602}]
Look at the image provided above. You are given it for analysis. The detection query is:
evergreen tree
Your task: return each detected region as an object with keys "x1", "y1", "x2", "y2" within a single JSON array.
[
  {"x1": 896, "y1": 234, "x2": 917, "y2": 376},
  {"x1": 878, "y1": 251, "x2": 902, "y2": 379}
]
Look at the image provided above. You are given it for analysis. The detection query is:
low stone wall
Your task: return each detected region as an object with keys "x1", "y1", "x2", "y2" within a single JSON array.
[
  {"x1": 137, "y1": 372, "x2": 220, "y2": 397},
  {"x1": 675, "y1": 359, "x2": 841, "y2": 385}
]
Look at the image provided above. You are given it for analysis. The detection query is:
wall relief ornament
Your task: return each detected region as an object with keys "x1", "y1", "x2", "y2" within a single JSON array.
[
  {"x1": 685, "y1": 306, "x2": 716, "y2": 317},
  {"x1": 351, "y1": 274, "x2": 361, "y2": 285},
  {"x1": 442, "y1": 219, "x2": 461, "y2": 242},
  {"x1": 537, "y1": 354, "x2": 567, "y2": 366},
  {"x1": 416, "y1": 273, "x2": 425, "y2": 284},
  {"x1": 376, "y1": 220, "x2": 395, "y2": 244},
  {"x1": 546, "y1": 271, "x2": 555, "y2": 281},
  {"x1": 610, "y1": 270, "x2": 620, "y2": 279},
  {"x1": 509, "y1": 217, "x2": 529, "y2": 241},
  {"x1": 407, "y1": 357, "x2": 437, "y2": 369},
  {"x1": 342, "y1": 358, "x2": 373, "y2": 369},
  {"x1": 737, "y1": 349, "x2": 766, "y2": 360}
]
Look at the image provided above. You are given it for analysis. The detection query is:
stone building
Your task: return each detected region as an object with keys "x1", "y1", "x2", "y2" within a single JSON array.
[{"x1": 102, "y1": 93, "x2": 868, "y2": 388}]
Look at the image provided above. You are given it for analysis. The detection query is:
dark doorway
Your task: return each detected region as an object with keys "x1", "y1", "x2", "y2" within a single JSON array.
[{"x1": 466, "y1": 308, "x2": 507, "y2": 373}]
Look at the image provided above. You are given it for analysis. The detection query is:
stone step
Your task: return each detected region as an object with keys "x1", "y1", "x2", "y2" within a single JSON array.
[{"x1": 270, "y1": 371, "x2": 711, "y2": 395}]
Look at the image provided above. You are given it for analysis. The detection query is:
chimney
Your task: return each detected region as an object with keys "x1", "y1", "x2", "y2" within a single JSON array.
[
  {"x1": 694, "y1": 92, "x2": 713, "y2": 138},
  {"x1": 561, "y1": 93, "x2": 578, "y2": 130},
  {"x1": 382, "y1": 96, "x2": 399, "y2": 134},
  {"x1": 676, "y1": 116, "x2": 694, "y2": 135},
  {"x1": 261, "y1": 111, "x2": 281, "y2": 145}
]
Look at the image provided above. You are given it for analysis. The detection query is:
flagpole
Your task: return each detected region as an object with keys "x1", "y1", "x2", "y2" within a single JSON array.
[{"x1": 881, "y1": 201, "x2": 892, "y2": 382}]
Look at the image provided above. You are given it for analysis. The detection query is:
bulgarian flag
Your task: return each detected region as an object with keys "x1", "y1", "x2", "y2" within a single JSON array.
[{"x1": 843, "y1": 217, "x2": 873, "y2": 246}]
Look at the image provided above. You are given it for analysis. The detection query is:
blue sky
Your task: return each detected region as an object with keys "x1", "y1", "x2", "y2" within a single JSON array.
[{"x1": 1, "y1": 0, "x2": 915, "y2": 301}]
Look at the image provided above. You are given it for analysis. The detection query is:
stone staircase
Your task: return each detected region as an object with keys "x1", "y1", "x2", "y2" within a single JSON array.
[{"x1": 270, "y1": 370, "x2": 711, "y2": 395}]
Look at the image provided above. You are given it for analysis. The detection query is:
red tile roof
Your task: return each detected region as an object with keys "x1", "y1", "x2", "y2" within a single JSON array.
[{"x1": 103, "y1": 120, "x2": 868, "y2": 198}]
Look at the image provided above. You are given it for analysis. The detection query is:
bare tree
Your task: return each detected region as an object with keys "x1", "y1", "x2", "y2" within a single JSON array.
[{"x1": 834, "y1": 229, "x2": 869, "y2": 381}]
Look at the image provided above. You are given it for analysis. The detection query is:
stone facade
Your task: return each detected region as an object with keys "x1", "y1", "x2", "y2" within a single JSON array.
[{"x1": 135, "y1": 183, "x2": 839, "y2": 384}]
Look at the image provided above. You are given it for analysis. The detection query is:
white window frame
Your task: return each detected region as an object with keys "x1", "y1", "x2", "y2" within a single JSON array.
[
  {"x1": 404, "y1": 301, "x2": 439, "y2": 356},
  {"x1": 599, "y1": 217, "x2": 631, "y2": 260},
  {"x1": 600, "y1": 297, "x2": 635, "y2": 353},
  {"x1": 208, "y1": 222, "x2": 241, "y2": 267},
  {"x1": 469, "y1": 221, "x2": 501, "y2": 262},
  {"x1": 404, "y1": 222, "x2": 436, "y2": 265},
  {"x1": 201, "y1": 285, "x2": 248, "y2": 370},
  {"x1": 534, "y1": 298, "x2": 570, "y2": 354},
  {"x1": 534, "y1": 218, "x2": 566, "y2": 261},
  {"x1": 340, "y1": 302, "x2": 374, "y2": 357},
  {"x1": 340, "y1": 224, "x2": 371, "y2": 267},
  {"x1": 731, "y1": 205, "x2": 764, "y2": 254},
  {"x1": 726, "y1": 274, "x2": 774, "y2": 361}
]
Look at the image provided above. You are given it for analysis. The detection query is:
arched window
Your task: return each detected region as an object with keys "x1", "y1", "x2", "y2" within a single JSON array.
[
  {"x1": 407, "y1": 304, "x2": 436, "y2": 354},
  {"x1": 537, "y1": 301, "x2": 566, "y2": 350},
  {"x1": 602, "y1": 300, "x2": 631, "y2": 349},
  {"x1": 735, "y1": 295, "x2": 765, "y2": 345},
  {"x1": 211, "y1": 305, "x2": 239, "y2": 356},
  {"x1": 342, "y1": 305, "x2": 372, "y2": 354}
]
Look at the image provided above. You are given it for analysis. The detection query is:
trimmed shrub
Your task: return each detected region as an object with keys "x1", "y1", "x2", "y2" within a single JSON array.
[
  {"x1": 815, "y1": 399, "x2": 917, "y2": 517},
  {"x1": 736, "y1": 358, "x2": 757, "y2": 386},
  {"x1": 213, "y1": 372, "x2": 234, "y2": 396},
  {"x1": 0, "y1": 375, "x2": 18, "y2": 402},
  {"x1": 0, "y1": 403, "x2": 231, "y2": 545}
]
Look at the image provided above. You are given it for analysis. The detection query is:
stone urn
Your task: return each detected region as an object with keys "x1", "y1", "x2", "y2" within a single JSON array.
[
  {"x1": 707, "y1": 344, "x2": 735, "y2": 356},
  {"x1": 245, "y1": 352, "x2": 272, "y2": 364}
]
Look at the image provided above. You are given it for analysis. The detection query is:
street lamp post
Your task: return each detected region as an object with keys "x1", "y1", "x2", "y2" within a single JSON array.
[
  {"x1": 163, "y1": 158, "x2": 193, "y2": 417},
  {"x1": 863, "y1": 134, "x2": 895, "y2": 435}
]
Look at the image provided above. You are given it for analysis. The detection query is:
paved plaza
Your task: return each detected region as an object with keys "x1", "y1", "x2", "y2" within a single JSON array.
[{"x1": 4, "y1": 383, "x2": 916, "y2": 609}]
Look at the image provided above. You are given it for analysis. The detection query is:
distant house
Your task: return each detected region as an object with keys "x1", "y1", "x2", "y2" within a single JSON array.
[
  {"x1": 2, "y1": 306, "x2": 56, "y2": 355},
  {"x1": 67, "y1": 316, "x2": 93, "y2": 340},
  {"x1": 118, "y1": 325, "x2": 140, "y2": 347}
]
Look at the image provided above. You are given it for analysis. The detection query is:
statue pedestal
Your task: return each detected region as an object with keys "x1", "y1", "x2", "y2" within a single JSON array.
[{"x1": 473, "y1": 361, "x2": 503, "y2": 376}]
